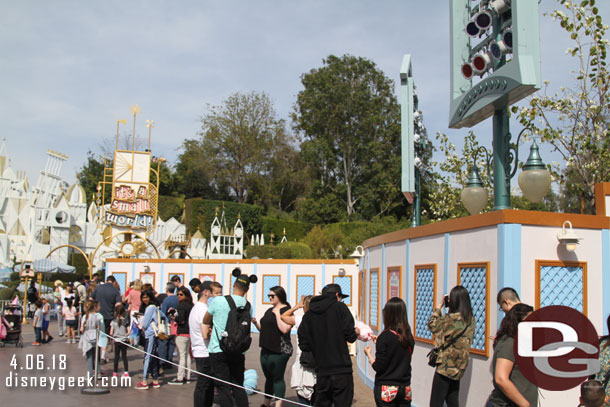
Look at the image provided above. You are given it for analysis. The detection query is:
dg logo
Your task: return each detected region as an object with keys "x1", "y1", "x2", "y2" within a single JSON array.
[{"x1": 514, "y1": 305, "x2": 600, "y2": 391}]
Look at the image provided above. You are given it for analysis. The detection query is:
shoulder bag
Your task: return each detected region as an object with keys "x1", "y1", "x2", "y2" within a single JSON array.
[{"x1": 427, "y1": 324, "x2": 468, "y2": 367}]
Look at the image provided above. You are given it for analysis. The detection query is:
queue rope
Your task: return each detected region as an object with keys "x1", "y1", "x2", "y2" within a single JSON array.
[{"x1": 103, "y1": 330, "x2": 310, "y2": 407}]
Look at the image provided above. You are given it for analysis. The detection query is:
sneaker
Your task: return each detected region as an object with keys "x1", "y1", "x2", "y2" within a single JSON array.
[
  {"x1": 151, "y1": 380, "x2": 161, "y2": 389},
  {"x1": 123, "y1": 372, "x2": 130, "y2": 378},
  {"x1": 112, "y1": 372, "x2": 118, "y2": 377},
  {"x1": 136, "y1": 381, "x2": 149, "y2": 390},
  {"x1": 59, "y1": 333, "x2": 64, "y2": 337},
  {"x1": 66, "y1": 339, "x2": 71, "y2": 343},
  {"x1": 47, "y1": 336, "x2": 54, "y2": 343},
  {"x1": 168, "y1": 378, "x2": 184, "y2": 385},
  {"x1": 32, "y1": 342, "x2": 41, "y2": 346}
]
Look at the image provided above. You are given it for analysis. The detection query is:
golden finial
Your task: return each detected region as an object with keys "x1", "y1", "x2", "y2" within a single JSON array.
[
  {"x1": 130, "y1": 105, "x2": 141, "y2": 151},
  {"x1": 146, "y1": 120, "x2": 155, "y2": 151},
  {"x1": 283, "y1": 227, "x2": 286, "y2": 236},
  {"x1": 238, "y1": 212, "x2": 241, "y2": 219},
  {"x1": 115, "y1": 118, "x2": 127, "y2": 150},
  {"x1": 215, "y1": 206, "x2": 219, "y2": 216}
]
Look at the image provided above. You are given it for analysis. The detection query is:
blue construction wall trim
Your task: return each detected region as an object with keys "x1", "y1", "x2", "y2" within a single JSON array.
[
  {"x1": 189, "y1": 263, "x2": 193, "y2": 282},
  {"x1": 381, "y1": 244, "x2": 386, "y2": 330},
  {"x1": 366, "y1": 248, "x2": 370, "y2": 326},
  {"x1": 321, "y1": 263, "x2": 326, "y2": 288},
  {"x1": 497, "y1": 223, "x2": 522, "y2": 328},
  {"x1": 131, "y1": 263, "x2": 135, "y2": 282},
  {"x1": 406, "y1": 239, "x2": 412, "y2": 325},
  {"x1": 286, "y1": 264, "x2": 291, "y2": 305},
  {"x1": 160, "y1": 263, "x2": 165, "y2": 291},
  {"x1": 444, "y1": 233, "x2": 450, "y2": 294},
  {"x1": 221, "y1": 263, "x2": 225, "y2": 292},
  {"x1": 252, "y1": 263, "x2": 259, "y2": 333},
  {"x1": 602, "y1": 229, "x2": 610, "y2": 335}
]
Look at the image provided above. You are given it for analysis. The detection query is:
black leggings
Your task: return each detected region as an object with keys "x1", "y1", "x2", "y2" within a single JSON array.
[
  {"x1": 429, "y1": 371, "x2": 460, "y2": 407},
  {"x1": 114, "y1": 341, "x2": 128, "y2": 373}
]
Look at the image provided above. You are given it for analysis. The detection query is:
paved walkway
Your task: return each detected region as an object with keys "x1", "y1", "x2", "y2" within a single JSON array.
[{"x1": 0, "y1": 319, "x2": 374, "y2": 406}]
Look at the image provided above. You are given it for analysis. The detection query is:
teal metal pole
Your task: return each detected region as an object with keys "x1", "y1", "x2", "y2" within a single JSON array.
[
  {"x1": 412, "y1": 168, "x2": 421, "y2": 227},
  {"x1": 492, "y1": 108, "x2": 511, "y2": 210}
]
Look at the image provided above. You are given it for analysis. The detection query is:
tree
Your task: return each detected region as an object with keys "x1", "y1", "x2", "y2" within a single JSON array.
[
  {"x1": 293, "y1": 54, "x2": 404, "y2": 221},
  {"x1": 182, "y1": 91, "x2": 298, "y2": 206},
  {"x1": 76, "y1": 151, "x2": 108, "y2": 206},
  {"x1": 513, "y1": 0, "x2": 610, "y2": 214}
]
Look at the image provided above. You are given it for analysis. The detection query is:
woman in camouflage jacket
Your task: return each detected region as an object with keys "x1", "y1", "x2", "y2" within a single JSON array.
[{"x1": 427, "y1": 285, "x2": 476, "y2": 407}]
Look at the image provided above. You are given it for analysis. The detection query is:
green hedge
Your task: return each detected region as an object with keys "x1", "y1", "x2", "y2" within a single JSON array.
[
  {"x1": 0, "y1": 287, "x2": 17, "y2": 301},
  {"x1": 245, "y1": 241, "x2": 313, "y2": 259},
  {"x1": 158, "y1": 195, "x2": 184, "y2": 221},
  {"x1": 261, "y1": 217, "x2": 314, "y2": 242},
  {"x1": 184, "y1": 198, "x2": 264, "y2": 238}
]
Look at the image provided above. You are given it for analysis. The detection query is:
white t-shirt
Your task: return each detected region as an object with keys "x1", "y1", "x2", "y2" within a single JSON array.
[{"x1": 189, "y1": 301, "x2": 209, "y2": 358}]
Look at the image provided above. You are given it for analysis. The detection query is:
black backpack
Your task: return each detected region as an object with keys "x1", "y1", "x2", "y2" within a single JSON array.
[
  {"x1": 73, "y1": 284, "x2": 81, "y2": 308},
  {"x1": 218, "y1": 295, "x2": 252, "y2": 355},
  {"x1": 27, "y1": 286, "x2": 37, "y2": 303}
]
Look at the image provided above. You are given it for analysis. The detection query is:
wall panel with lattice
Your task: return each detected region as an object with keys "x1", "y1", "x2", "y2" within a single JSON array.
[
  {"x1": 458, "y1": 262, "x2": 489, "y2": 356},
  {"x1": 370, "y1": 269, "x2": 379, "y2": 330},
  {"x1": 414, "y1": 265, "x2": 436, "y2": 342},
  {"x1": 333, "y1": 275, "x2": 352, "y2": 306},
  {"x1": 296, "y1": 275, "x2": 315, "y2": 303},
  {"x1": 262, "y1": 274, "x2": 281, "y2": 304},
  {"x1": 536, "y1": 260, "x2": 587, "y2": 315}
]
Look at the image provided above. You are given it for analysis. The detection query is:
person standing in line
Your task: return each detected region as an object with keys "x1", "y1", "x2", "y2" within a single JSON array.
[
  {"x1": 54, "y1": 280, "x2": 66, "y2": 337},
  {"x1": 79, "y1": 300, "x2": 104, "y2": 379},
  {"x1": 32, "y1": 300, "x2": 43, "y2": 346},
  {"x1": 298, "y1": 283, "x2": 360, "y2": 407},
  {"x1": 282, "y1": 296, "x2": 316, "y2": 406},
  {"x1": 593, "y1": 315, "x2": 610, "y2": 407},
  {"x1": 159, "y1": 282, "x2": 178, "y2": 371},
  {"x1": 110, "y1": 303, "x2": 130, "y2": 378},
  {"x1": 171, "y1": 275, "x2": 183, "y2": 288},
  {"x1": 41, "y1": 297, "x2": 53, "y2": 343},
  {"x1": 91, "y1": 275, "x2": 123, "y2": 362},
  {"x1": 579, "y1": 380, "x2": 608, "y2": 407},
  {"x1": 486, "y1": 303, "x2": 536, "y2": 407},
  {"x1": 252, "y1": 286, "x2": 293, "y2": 407},
  {"x1": 169, "y1": 286, "x2": 194, "y2": 385},
  {"x1": 190, "y1": 281, "x2": 223, "y2": 407},
  {"x1": 62, "y1": 297, "x2": 79, "y2": 344},
  {"x1": 126, "y1": 279, "x2": 142, "y2": 321},
  {"x1": 497, "y1": 288, "x2": 521, "y2": 314},
  {"x1": 202, "y1": 269, "x2": 257, "y2": 407},
  {"x1": 427, "y1": 285, "x2": 476, "y2": 407},
  {"x1": 190, "y1": 278, "x2": 202, "y2": 295},
  {"x1": 364, "y1": 297, "x2": 414, "y2": 407},
  {"x1": 74, "y1": 276, "x2": 88, "y2": 333},
  {"x1": 136, "y1": 290, "x2": 163, "y2": 390}
]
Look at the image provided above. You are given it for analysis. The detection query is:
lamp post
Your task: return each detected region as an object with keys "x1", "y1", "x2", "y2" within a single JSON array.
[{"x1": 461, "y1": 128, "x2": 552, "y2": 214}]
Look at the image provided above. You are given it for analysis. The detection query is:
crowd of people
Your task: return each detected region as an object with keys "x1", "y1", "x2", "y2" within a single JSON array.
[{"x1": 25, "y1": 270, "x2": 610, "y2": 407}]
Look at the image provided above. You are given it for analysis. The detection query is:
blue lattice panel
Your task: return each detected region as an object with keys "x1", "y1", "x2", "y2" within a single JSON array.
[
  {"x1": 370, "y1": 271, "x2": 379, "y2": 328},
  {"x1": 540, "y1": 265, "x2": 583, "y2": 312},
  {"x1": 333, "y1": 276, "x2": 352, "y2": 306},
  {"x1": 263, "y1": 275, "x2": 281, "y2": 303},
  {"x1": 460, "y1": 266, "x2": 487, "y2": 351},
  {"x1": 296, "y1": 276, "x2": 315, "y2": 302},
  {"x1": 113, "y1": 273, "x2": 126, "y2": 295},
  {"x1": 415, "y1": 268, "x2": 435, "y2": 340}
]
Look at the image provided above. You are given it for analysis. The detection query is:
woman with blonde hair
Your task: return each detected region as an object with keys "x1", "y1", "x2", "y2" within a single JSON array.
[{"x1": 126, "y1": 279, "x2": 143, "y2": 320}]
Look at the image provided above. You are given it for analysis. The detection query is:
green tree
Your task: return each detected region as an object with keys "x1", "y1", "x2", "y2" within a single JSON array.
[
  {"x1": 513, "y1": 0, "x2": 610, "y2": 214},
  {"x1": 76, "y1": 151, "x2": 109, "y2": 206},
  {"x1": 178, "y1": 92, "x2": 300, "y2": 207},
  {"x1": 293, "y1": 54, "x2": 404, "y2": 221}
]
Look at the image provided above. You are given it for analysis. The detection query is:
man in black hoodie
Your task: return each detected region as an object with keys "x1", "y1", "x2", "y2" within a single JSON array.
[{"x1": 298, "y1": 283, "x2": 359, "y2": 407}]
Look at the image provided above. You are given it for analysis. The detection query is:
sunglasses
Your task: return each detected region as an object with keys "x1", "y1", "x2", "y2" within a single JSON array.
[
  {"x1": 177, "y1": 293, "x2": 185, "y2": 296},
  {"x1": 267, "y1": 294, "x2": 275, "y2": 299}
]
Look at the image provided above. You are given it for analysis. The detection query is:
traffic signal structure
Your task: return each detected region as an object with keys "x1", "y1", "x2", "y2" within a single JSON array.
[{"x1": 449, "y1": 0, "x2": 541, "y2": 129}]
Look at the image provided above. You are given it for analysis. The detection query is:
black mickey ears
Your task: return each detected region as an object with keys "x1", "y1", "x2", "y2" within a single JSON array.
[
  {"x1": 232, "y1": 267, "x2": 257, "y2": 284},
  {"x1": 232, "y1": 267, "x2": 242, "y2": 277},
  {"x1": 249, "y1": 275, "x2": 258, "y2": 284}
]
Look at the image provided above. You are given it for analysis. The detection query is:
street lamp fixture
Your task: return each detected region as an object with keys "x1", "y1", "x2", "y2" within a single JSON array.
[
  {"x1": 557, "y1": 221, "x2": 581, "y2": 252},
  {"x1": 461, "y1": 128, "x2": 551, "y2": 214},
  {"x1": 461, "y1": 164, "x2": 489, "y2": 215}
]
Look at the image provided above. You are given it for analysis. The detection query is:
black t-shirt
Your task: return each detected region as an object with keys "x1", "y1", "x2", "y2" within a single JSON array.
[
  {"x1": 372, "y1": 330, "x2": 412, "y2": 386},
  {"x1": 488, "y1": 336, "x2": 538, "y2": 407},
  {"x1": 174, "y1": 301, "x2": 193, "y2": 335},
  {"x1": 259, "y1": 305, "x2": 291, "y2": 353},
  {"x1": 91, "y1": 283, "x2": 122, "y2": 320}
]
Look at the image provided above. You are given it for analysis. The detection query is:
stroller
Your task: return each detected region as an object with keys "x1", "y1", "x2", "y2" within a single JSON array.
[{"x1": 1, "y1": 304, "x2": 24, "y2": 347}]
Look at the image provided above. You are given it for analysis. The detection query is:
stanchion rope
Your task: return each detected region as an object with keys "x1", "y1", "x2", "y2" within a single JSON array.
[{"x1": 103, "y1": 331, "x2": 310, "y2": 407}]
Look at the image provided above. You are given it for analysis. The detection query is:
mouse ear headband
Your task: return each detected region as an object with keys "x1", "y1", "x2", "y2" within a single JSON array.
[{"x1": 232, "y1": 267, "x2": 258, "y2": 287}]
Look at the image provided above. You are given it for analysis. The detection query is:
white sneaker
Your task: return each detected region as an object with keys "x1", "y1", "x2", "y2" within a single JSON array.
[{"x1": 66, "y1": 339, "x2": 71, "y2": 343}]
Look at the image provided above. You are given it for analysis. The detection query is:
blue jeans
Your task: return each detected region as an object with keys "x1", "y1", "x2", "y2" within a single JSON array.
[
  {"x1": 142, "y1": 336, "x2": 159, "y2": 381},
  {"x1": 34, "y1": 327, "x2": 41, "y2": 343},
  {"x1": 157, "y1": 335, "x2": 175, "y2": 365},
  {"x1": 86, "y1": 348, "x2": 101, "y2": 377}
]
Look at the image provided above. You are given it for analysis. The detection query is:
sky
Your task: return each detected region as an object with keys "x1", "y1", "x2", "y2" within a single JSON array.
[{"x1": 1, "y1": 1, "x2": 608, "y2": 187}]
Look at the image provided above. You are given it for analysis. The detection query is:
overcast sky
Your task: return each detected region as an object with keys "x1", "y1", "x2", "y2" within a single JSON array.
[{"x1": 1, "y1": 1, "x2": 608, "y2": 186}]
